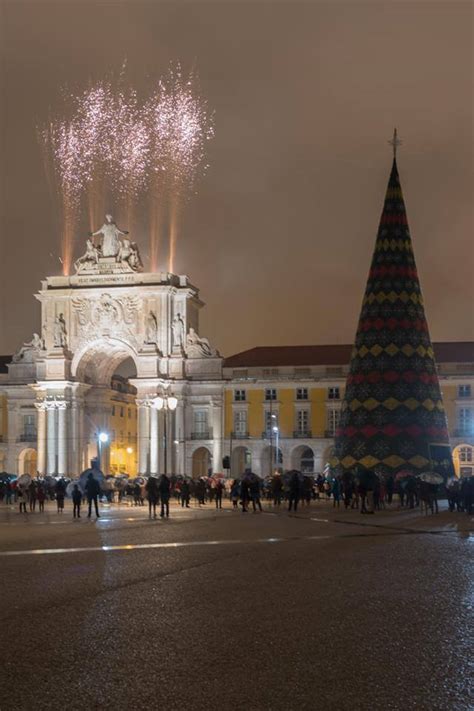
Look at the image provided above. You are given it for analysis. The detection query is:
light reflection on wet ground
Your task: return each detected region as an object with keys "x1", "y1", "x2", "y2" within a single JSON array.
[{"x1": 0, "y1": 501, "x2": 472, "y2": 711}]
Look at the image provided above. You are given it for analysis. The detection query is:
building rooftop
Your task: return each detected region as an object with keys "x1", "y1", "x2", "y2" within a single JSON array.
[{"x1": 223, "y1": 342, "x2": 474, "y2": 368}]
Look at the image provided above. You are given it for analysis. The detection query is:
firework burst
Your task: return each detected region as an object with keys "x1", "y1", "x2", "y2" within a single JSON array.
[{"x1": 39, "y1": 64, "x2": 214, "y2": 275}]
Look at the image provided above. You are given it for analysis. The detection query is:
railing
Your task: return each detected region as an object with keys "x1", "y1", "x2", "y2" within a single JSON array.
[
  {"x1": 17, "y1": 433, "x2": 37, "y2": 442},
  {"x1": 231, "y1": 431, "x2": 249, "y2": 439},
  {"x1": 293, "y1": 430, "x2": 312, "y2": 438},
  {"x1": 190, "y1": 430, "x2": 213, "y2": 440},
  {"x1": 453, "y1": 429, "x2": 474, "y2": 438}
]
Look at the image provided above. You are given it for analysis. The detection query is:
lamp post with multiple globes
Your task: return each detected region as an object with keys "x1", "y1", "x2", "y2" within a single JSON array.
[{"x1": 150, "y1": 394, "x2": 178, "y2": 475}]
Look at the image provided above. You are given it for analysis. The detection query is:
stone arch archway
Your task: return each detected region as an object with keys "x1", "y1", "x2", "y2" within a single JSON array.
[
  {"x1": 72, "y1": 337, "x2": 140, "y2": 387},
  {"x1": 19, "y1": 448, "x2": 37, "y2": 477},
  {"x1": 192, "y1": 447, "x2": 212, "y2": 479},
  {"x1": 452, "y1": 444, "x2": 474, "y2": 478},
  {"x1": 231, "y1": 446, "x2": 252, "y2": 477},
  {"x1": 291, "y1": 445, "x2": 314, "y2": 473}
]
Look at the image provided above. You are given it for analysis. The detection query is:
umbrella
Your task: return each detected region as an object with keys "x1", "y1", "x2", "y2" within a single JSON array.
[
  {"x1": 17, "y1": 474, "x2": 32, "y2": 487},
  {"x1": 66, "y1": 480, "x2": 84, "y2": 497},
  {"x1": 79, "y1": 468, "x2": 104, "y2": 489},
  {"x1": 445, "y1": 476, "x2": 459, "y2": 489},
  {"x1": 133, "y1": 476, "x2": 146, "y2": 486},
  {"x1": 395, "y1": 470, "x2": 412, "y2": 481},
  {"x1": 102, "y1": 478, "x2": 116, "y2": 491},
  {"x1": 418, "y1": 472, "x2": 444, "y2": 485},
  {"x1": 0, "y1": 472, "x2": 16, "y2": 482}
]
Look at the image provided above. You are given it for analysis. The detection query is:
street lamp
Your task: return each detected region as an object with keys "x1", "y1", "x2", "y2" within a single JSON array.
[
  {"x1": 151, "y1": 394, "x2": 178, "y2": 474},
  {"x1": 272, "y1": 425, "x2": 279, "y2": 472},
  {"x1": 98, "y1": 431, "x2": 109, "y2": 472}
]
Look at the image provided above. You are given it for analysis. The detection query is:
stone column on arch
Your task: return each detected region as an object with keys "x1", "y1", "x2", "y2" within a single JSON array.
[
  {"x1": 137, "y1": 400, "x2": 150, "y2": 475},
  {"x1": 57, "y1": 401, "x2": 68, "y2": 476},
  {"x1": 35, "y1": 402, "x2": 47, "y2": 475},
  {"x1": 175, "y1": 399, "x2": 185, "y2": 476},
  {"x1": 211, "y1": 399, "x2": 223, "y2": 475},
  {"x1": 46, "y1": 403, "x2": 57, "y2": 474},
  {"x1": 149, "y1": 405, "x2": 159, "y2": 474}
]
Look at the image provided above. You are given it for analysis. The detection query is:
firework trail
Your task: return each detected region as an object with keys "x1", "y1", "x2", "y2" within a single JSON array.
[
  {"x1": 145, "y1": 65, "x2": 214, "y2": 272},
  {"x1": 39, "y1": 65, "x2": 213, "y2": 275}
]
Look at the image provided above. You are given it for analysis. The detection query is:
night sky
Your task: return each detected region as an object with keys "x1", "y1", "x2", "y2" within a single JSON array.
[{"x1": 1, "y1": 1, "x2": 472, "y2": 357}]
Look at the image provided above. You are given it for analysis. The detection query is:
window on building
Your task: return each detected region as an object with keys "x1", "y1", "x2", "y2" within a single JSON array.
[
  {"x1": 296, "y1": 409, "x2": 309, "y2": 434},
  {"x1": 265, "y1": 388, "x2": 277, "y2": 401},
  {"x1": 458, "y1": 385, "x2": 472, "y2": 398},
  {"x1": 119, "y1": 430, "x2": 124, "y2": 443},
  {"x1": 300, "y1": 447, "x2": 314, "y2": 473},
  {"x1": 112, "y1": 405, "x2": 116, "y2": 416},
  {"x1": 120, "y1": 406, "x2": 124, "y2": 418},
  {"x1": 128, "y1": 408, "x2": 132, "y2": 418},
  {"x1": 193, "y1": 410, "x2": 209, "y2": 435},
  {"x1": 23, "y1": 414, "x2": 36, "y2": 438},
  {"x1": 459, "y1": 446, "x2": 473, "y2": 463},
  {"x1": 458, "y1": 408, "x2": 473, "y2": 434},
  {"x1": 111, "y1": 430, "x2": 116, "y2": 442},
  {"x1": 296, "y1": 388, "x2": 308, "y2": 400},
  {"x1": 234, "y1": 389, "x2": 246, "y2": 402},
  {"x1": 263, "y1": 368, "x2": 279, "y2": 377},
  {"x1": 128, "y1": 432, "x2": 132, "y2": 443},
  {"x1": 327, "y1": 408, "x2": 341, "y2": 436},
  {"x1": 233, "y1": 410, "x2": 248, "y2": 436},
  {"x1": 328, "y1": 387, "x2": 340, "y2": 400},
  {"x1": 264, "y1": 411, "x2": 278, "y2": 435}
]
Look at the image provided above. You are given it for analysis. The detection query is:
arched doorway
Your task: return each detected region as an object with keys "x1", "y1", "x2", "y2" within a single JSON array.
[
  {"x1": 192, "y1": 447, "x2": 212, "y2": 478},
  {"x1": 453, "y1": 444, "x2": 474, "y2": 478},
  {"x1": 291, "y1": 445, "x2": 314, "y2": 473},
  {"x1": 19, "y1": 448, "x2": 37, "y2": 477},
  {"x1": 231, "y1": 446, "x2": 252, "y2": 477},
  {"x1": 261, "y1": 445, "x2": 283, "y2": 477}
]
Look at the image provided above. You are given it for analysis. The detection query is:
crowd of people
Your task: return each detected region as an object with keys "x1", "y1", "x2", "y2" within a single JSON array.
[{"x1": 1, "y1": 466, "x2": 473, "y2": 519}]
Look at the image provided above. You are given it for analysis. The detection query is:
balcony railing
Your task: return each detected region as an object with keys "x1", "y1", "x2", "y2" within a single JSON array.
[
  {"x1": 17, "y1": 433, "x2": 37, "y2": 442},
  {"x1": 293, "y1": 430, "x2": 312, "y2": 438},
  {"x1": 231, "y1": 431, "x2": 249, "y2": 439},
  {"x1": 453, "y1": 429, "x2": 474, "y2": 438},
  {"x1": 190, "y1": 430, "x2": 213, "y2": 440}
]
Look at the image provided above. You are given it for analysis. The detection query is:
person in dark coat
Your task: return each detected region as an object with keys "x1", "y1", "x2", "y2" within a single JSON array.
[
  {"x1": 240, "y1": 478, "x2": 250, "y2": 513},
  {"x1": 249, "y1": 476, "x2": 263, "y2": 512},
  {"x1": 386, "y1": 475, "x2": 395, "y2": 505},
  {"x1": 56, "y1": 478, "x2": 66, "y2": 514},
  {"x1": 288, "y1": 471, "x2": 300, "y2": 513},
  {"x1": 85, "y1": 471, "x2": 101, "y2": 518},
  {"x1": 72, "y1": 484, "x2": 82, "y2": 519},
  {"x1": 146, "y1": 476, "x2": 159, "y2": 519},
  {"x1": 159, "y1": 474, "x2": 171, "y2": 518},
  {"x1": 271, "y1": 474, "x2": 283, "y2": 506},
  {"x1": 37, "y1": 483, "x2": 46, "y2": 513},
  {"x1": 214, "y1": 480, "x2": 224, "y2": 509},
  {"x1": 195, "y1": 478, "x2": 206, "y2": 505},
  {"x1": 181, "y1": 479, "x2": 191, "y2": 508}
]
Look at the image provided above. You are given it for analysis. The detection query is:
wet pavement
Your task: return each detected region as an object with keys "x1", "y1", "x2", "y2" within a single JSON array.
[{"x1": 0, "y1": 499, "x2": 472, "y2": 711}]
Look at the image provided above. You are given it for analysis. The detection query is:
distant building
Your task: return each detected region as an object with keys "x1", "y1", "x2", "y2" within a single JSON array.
[{"x1": 1, "y1": 340, "x2": 472, "y2": 478}]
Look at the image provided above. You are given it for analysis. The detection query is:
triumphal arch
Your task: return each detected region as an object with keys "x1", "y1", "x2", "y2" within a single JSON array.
[{"x1": 3, "y1": 217, "x2": 223, "y2": 477}]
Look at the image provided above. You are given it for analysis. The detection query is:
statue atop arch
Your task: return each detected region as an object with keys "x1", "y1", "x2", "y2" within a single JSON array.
[
  {"x1": 74, "y1": 214, "x2": 143, "y2": 274},
  {"x1": 90, "y1": 214, "x2": 128, "y2": 258}
]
